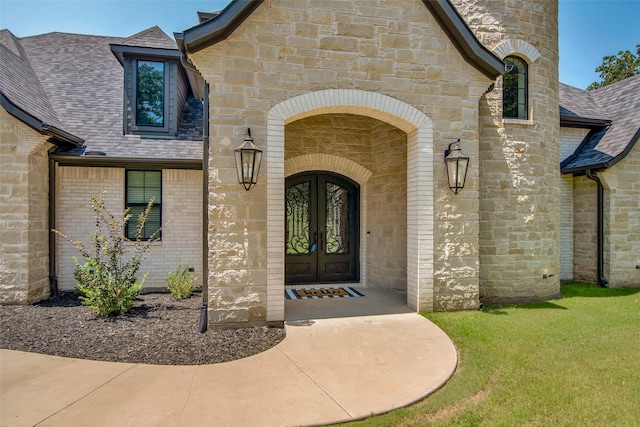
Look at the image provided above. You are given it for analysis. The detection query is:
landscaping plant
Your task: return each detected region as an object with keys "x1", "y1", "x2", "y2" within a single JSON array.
[
  {"x1": 165, "y1": 265, "x2": 197, "y2": 300},
  {"x1": 54, "y1": 189, "x2": 159, "y2": 316}
]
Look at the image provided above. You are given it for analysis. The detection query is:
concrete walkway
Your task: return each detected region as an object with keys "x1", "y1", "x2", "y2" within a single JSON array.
[{"x1": 1, "y1": 289, "x2": 457, "y2": 427}]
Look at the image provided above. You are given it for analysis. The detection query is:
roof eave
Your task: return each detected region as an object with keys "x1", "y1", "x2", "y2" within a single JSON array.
[
  {"x1": 561, "y1": 128, "x2": 640, "y2": 174},
  {"x1": 110, "y1": 44, "x2": 181, "y2": 65},
  {"x1": 561, "y1": 162, "x2": 610, "y2": 175},
  {"x1": 49, "y1": 153, "x2": 202, "y2": 170},
  {"x1": 560, "y1": 115, "x2": 612, "y2": 129},
  {"x1": 0, "y1": 91, "x2": 84, "y2": 147},
  {"x1": 422, "y1": 0, "x2": 504, "y2": 80},
  {"x1": 178, "y1": 0, "x2": 264, "y2": 54}
]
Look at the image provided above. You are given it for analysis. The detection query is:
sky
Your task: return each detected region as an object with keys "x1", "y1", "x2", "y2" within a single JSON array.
[{"x1": 1, "y1": 0, "x2": 639, "y2": 89}]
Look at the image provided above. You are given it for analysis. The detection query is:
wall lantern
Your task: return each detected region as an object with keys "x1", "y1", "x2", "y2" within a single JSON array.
[
  {"x1": 444, "y1": 139, "x2": 469, "y2": 194},
  {"x1": 234, "y1": 128, "x2": 262, "y2": 191}
]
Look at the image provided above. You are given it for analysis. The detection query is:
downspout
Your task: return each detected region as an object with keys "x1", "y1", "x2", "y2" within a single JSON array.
[
  {"x1": 585, "y1": 170, "x2": 608, "y2": 287},
  {"x1": 198, "y1": 82, "x2": 210, "y2": 333},
  {"x1": 48, "y1": 156, "x2": 59, "y2": 298}
]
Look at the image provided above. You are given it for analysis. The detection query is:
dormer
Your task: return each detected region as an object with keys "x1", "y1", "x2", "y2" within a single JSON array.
[{"x1": 110, "y1": 26, "x2": 192, "y2": 139}]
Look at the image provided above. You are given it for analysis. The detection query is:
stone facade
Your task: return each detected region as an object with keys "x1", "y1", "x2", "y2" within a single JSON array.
[
  {"x1": 0, "y1": 109, "x2": 52, "y2": 303},
  {"x1": 597, "y1": 147, "x2": 640, "y2": 287},
  {"x1": 55, "y1": 166, "x2": 203, "y2": 291},
  {"x1": 187, "y1": 0, "x2": 529, "y2": 327},
  {"x1": 454, "y1": 0, "x2": 561, "y2": 303},
  {"x1": 559, "y1": 127, "x2": 589, "y2": 280},
  {"x1": 572, "y1": 176, "x2": 598, "y2": 283},
  {"x1": 560, "y1": 125, "x2": 639, "y2": 288},
  {"x1": 2, "y1": 0, "x2": 573, "y2": 322},
  {"x1": 7, "y1": 0, "x2": 636, "y2": 324}
]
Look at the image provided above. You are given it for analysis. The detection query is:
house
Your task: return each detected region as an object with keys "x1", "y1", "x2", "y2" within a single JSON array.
[
  {"x1": 559, "y1": 74, "x2": 640, "y2": 287},
  {"x1": 0, "y1": 26, "x2": 204, "y2": 303},
  {"x1": 1, "y1": 0, "x2": 638, "y2": 328}
]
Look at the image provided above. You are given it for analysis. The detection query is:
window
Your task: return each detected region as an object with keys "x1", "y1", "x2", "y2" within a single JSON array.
[
  {"x1": 503, "y1": 56, "x2": 528, "y2": 119},
  {"x1": 136, "y1": 60, "x2": 165, "y2": 127},
  {"x1": 126, "y1": 170, "x2": 162, "y2": 240}
]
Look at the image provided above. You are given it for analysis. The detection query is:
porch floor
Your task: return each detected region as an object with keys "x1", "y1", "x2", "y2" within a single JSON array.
[
  {"x1": 285, "y1": 286, "x2": 412, "y2": 320},
  {"x1": 1, "y1": 288, "x2": 457, "y2": 427}
]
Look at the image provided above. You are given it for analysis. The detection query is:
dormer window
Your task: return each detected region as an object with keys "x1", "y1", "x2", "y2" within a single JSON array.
[
  {"x1": 136, "y1": 60, "x2": 165, "y2": 127},
  {"x1": 109, "y1": 26, "x2": 203, "y2": 140},
  {"x1": 110, "y1": 45, "x2": 181, "y2": 137}
]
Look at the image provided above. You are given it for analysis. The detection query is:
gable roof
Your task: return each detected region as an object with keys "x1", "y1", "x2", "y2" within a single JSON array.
[
  {"x1": 110, "y1": 25, "x2": 182, "y2": 65},
  {"x1": 121, "y1": 25, "x2": 178, "y2": 49},
  {"x1": 0, "y1": 30, "x2": 83, "y2": 146},
  {"x1": 560, "y1": 74, "x2": 640, "y2": 173},
  {"x1": 175, "y1": 0, "x2": 504, "y2": 80},
  {"x1": 0, "y1": 27, "x2": 203, "y2": 163}
]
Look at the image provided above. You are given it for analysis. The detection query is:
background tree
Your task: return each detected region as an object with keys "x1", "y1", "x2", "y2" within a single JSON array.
[
  {"x1": 136, "y1": 62, "x2": 164, "y2": 125},
  {"x1": 587, "y1": 44, "x2": 640, "y2": 90}
]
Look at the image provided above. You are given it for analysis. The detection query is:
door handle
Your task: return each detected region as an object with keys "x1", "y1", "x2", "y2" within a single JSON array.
[
  {"x1": 319, "y1": 232, "x2": 324, "y2": 252},
  {"x1": 310, "y1": 232, "x2": 317, "y2": 252}
]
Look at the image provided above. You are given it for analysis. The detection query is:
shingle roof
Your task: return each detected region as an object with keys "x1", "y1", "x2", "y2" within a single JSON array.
[
  {"x1": 0, "y1": 30, "x2": 69, "y2": 136},
  {"x1": 121, "y1": 26, "x2": 178, "y2": 50},
  {"x1": 1, "y1": 27, "x2": 202, "y2": 160},
  {"x1": 559, "y1": 83, "x2": 606, "y2": 121},
  {"x1": 560, "y1": 74, "x2": 640, "y2": 173}
]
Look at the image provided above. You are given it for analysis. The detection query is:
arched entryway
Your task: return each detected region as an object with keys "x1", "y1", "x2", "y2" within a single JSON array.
[
  {"x1": 286, "y1": 171, "x2": 360, "y2": 284},
  {"x1": 265, "y1": 89, "x2": 434, "y2": 322}
]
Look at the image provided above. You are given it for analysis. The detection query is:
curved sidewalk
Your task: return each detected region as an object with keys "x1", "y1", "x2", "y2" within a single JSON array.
[{"x1": 1, "y1": 291, "x2": 457, "y2": 427}]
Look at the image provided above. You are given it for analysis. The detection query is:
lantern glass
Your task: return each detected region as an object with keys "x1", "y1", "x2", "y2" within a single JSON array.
[
  {"x1": 444, "y1": 142, "x2": 469, "y2": 194},
  {"x1": 234, "y1": 131, "x2": 262, "y2": 191}
]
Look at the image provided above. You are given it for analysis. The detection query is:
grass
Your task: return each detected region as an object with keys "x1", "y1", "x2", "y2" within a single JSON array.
[{"x1": 340, "y1": 283, "x2": 640, "y2": 426}]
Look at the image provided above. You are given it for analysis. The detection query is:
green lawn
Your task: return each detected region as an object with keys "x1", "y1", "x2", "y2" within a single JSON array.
[{"x1": 341, "y1": 283, "x2": 640, "y2": 426}]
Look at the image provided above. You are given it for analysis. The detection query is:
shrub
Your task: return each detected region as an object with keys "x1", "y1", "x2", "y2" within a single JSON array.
[
  {"x1": 54, "y1": 189, "x2": 159, "y2": 316},
  {"x1": 165, "y1": 265, "x2": 197, "y2": 300}
]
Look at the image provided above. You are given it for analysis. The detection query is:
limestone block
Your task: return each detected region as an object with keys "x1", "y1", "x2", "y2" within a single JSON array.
[
  {"x1": 319, "y1": 36, "x2": 357, "y2": 52},
  {"x1": 294, "y1": 22, "x2": 319, "y2": 37},
  {"x1": 309, "y1": 8, "x2": 332, "y2": 24},
  {"x1": 337, "y1": 22, "x2": 374, "y2": 38},
  {"x1": 0, "y1": 290, "x2": 28, "y2": 305}
]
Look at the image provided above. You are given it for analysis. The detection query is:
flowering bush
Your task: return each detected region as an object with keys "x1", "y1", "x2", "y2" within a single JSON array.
[{"x1": 54, "y1": 190, "x2": 159, "y2": 316}]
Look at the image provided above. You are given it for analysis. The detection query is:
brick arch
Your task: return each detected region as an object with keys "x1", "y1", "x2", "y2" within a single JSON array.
[
  {"x1": 493, "y1": 39, "x2": 541, "y2": 63},
  {"x1": 265, "y1": 89, "x2": 434, "y2": 321},
  {"x1": 285, "y1": 154, "x2": 372, "y2": 184}
]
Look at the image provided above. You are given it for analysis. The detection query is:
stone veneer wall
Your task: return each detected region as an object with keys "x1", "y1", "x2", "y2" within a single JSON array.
[
  {"x1": 55, "y1": 167, "x2": 203, "y2": 291},
  {"x1": 189, "y1": 0, "x2": 492, "y2": 325},
  {"x1": 572, "y1": 176, "x2": 598, "y2": 283},
  {"x1": 285, "y1": 114, "x2": 374, "y2": 169},
  {"x1": 453, "y1": 0, "x2": 562, "y2": 303},
  {"x1": 562, "y1": 132, "x2": 639, "y2": 288},
  {"x1": 600, "y1": 147, "x2": 640, "y2": 287},
  {"x1": 369, "y1": 121, "x2": 407, "y2": 291},
  {"x1": 0, "y1": 109, "x2": 53, "y2": 303},
  {"x1": 285, "y1": 114, "x2": 407, "y2": 291},
  {"x1": 559, "y1": 127, "x2": 589, "y2": 280}
]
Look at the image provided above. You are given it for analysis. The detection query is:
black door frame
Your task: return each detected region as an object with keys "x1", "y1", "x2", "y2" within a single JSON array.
[{"x1": 285, "y1": 171, "x2": 359, "y2": 284}]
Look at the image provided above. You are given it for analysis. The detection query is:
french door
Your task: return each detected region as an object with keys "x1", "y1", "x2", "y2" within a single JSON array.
[{"x1": 285, "y1": 172, "x2": 359, "y2": 284}]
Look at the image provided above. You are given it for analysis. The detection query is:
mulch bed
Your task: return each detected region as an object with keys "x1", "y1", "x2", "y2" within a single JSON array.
[{"x1": 0, "y1": 292, "x2": 285, "y2": 365}]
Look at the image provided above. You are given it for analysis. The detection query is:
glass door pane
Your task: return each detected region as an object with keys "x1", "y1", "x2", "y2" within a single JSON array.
[
  {"x1": 325, "y1": 182, "x2": 349, "y2": 255},
  {"x1": 286, "y1": 181, "x2": 311, "y2": 255}
]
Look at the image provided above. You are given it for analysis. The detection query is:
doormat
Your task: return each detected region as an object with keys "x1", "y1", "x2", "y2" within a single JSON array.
[{"x1": 285, "y1": 287, "x2": 364, "y2": 300}]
